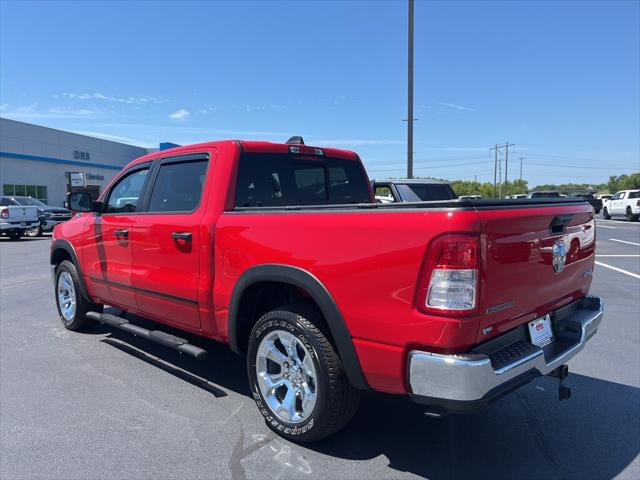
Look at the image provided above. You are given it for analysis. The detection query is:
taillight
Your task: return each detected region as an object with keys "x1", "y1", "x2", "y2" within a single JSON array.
[
  {"x1": 636, "y1": 200, "x2": 640, "y2": 207},
  {"x1": 0, "y1": 209, "x2": 8, "y2": 219},
  {"x1": 416, "y1": 235, "x2": 479, "y2": 315}
]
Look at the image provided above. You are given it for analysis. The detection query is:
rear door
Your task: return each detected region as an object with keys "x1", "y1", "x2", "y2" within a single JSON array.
[
  {"x1": 130, "y1": 153, "x2": 211, "y2": 330},
  {"x1": 476, "y1": 202, "x2": 595, "y2": 342},
  {"x1": 82, "y1": 163, "x2": 151, "y2": 309}
]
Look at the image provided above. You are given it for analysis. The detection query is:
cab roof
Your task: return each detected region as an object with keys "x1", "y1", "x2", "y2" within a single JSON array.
[{"x1": 127, "y1": 139, "x2": 360, "y2": 170}]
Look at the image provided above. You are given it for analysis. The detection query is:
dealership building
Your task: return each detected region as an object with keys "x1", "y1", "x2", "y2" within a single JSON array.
[{"x1": 0, "y1": 117, "x2": 153, "y2": 207}]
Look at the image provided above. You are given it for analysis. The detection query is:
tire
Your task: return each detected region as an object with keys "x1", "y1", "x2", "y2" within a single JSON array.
[
  {"x1": 7, "y1": 231, "x2": 22, "y2": 241},
  {"x1": 247, "y1": 305, "x2": 360, "y2": 443},
  {"x1": 626, "y1": 208, "x2": 638, "y2": 222},
  {"x1": 54, "y1": 260, "x2": 103, "y2": 331},
  {"x1": 602, "y1": 207, "x2": 611, "y2": 220},
  {"x1": 25, "y1": 225, "x2": 42, "y2": 237}
]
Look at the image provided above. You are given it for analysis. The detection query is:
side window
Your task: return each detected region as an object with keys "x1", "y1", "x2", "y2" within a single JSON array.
[
  {"x1": 374, "y1": 186, "x2": 392, "y2": 197},
  {"x1": 105, "y1": 168, "x2": 149, "y2": 214},
  {"x1": 147, "y1": 160, "x2": 208, "y2": 213}
]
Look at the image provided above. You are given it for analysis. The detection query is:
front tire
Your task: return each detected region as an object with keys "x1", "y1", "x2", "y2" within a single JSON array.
[
  {"x1": 247, "y1": 306, "x2": 360, "y2": 443},
  {"x1": 602, "y1": 207, "x2": 611, "y2": 220},
  {"x1": 55, "y1": 260, "x2": 103, "y2": 330}
]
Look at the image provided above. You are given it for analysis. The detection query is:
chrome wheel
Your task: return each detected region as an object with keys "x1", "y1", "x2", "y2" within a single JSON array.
[
  {"x1": 255, "y1": 329, "x2": 318, "y2": 424},
  {"x1": 57, "y1": 271, "x2": 76, "y2": 322}
]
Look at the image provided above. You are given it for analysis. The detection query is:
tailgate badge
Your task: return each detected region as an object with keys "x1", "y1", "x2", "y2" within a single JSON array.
[{"x1": 552, "y1": 240, "x2": 567, "y2": 273}]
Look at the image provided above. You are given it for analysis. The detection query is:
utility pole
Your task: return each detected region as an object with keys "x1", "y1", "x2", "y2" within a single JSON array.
[
  {"x1": 498, "y1": 158, "x2": 502, "y2": 198},
  {"x1": 519, "y1": 157, "x2": 524, "y2": 180},
  {"x1": 406, "y1": 0, "x2": 414, "y2": 179},
  {"x1": 491, "y1": 144, "x2": 498, "y2": 197},
  {"x1": 503, "y1": 142, "x2": 514, "y2": 197},
  {"x1": 490, "y1": 142, "x2": 515, "y2": 198}
]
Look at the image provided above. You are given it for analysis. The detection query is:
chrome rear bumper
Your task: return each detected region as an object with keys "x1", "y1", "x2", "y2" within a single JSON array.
[{"x1": 408, "y1": 296, "x2": 603, "y2": 406}]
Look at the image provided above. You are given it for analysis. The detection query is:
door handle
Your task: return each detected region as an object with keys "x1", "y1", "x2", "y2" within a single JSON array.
[
  {"x1": 171, "y1": 231, "x2": 192, "y2": 241},
  {"x1": 114, "y1": 229, "x2": 129, "y2": 238}
]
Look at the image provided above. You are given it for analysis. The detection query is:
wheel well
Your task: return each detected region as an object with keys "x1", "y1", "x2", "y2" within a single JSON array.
[
  {"x1": 234, "y1": 281, "x2": 330, "y2": 353},
  {"x1": 51, "y1": 248, "x2": 72, "y2": 267}
]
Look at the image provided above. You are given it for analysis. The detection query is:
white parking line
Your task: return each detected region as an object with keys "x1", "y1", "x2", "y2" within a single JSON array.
[
  {"x1": 609, "y1": 238, "x2": 640, "y2": 247},
  {"x1": 595, "y1": 261, "x2": 640, "y2": 279},
  {"x1": 596, "y1": 254, "x2": 640, "y2": 257},
  {"x1": 597, "y1": 225, "x2": 616, "y2": 229}
]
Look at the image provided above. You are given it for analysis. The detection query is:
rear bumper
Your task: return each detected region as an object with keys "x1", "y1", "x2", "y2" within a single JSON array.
[
  {"x1": 408, "y1": 296, "x2": 603, "y2": 412},
  {"x1": 1, "y1": 221, "x2": 40, "y2": 232}
]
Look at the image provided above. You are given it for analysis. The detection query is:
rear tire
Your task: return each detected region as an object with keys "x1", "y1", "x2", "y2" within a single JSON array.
[
  {"x1": 54, "y1": 260, "x2": 103, "y2": 331},
  {"x1": 626, "y1": 208, "x2": 638, "y2": 222},
  {"x1": 602, "y1": 207, "x2": 611, "y2": 220},
  {"x1": 247, "y1": 305, "x2": 360, "y2": 443},
  {"x1": 7, "y1": 231, "x2": 22, "y2": 241},
  {"x1": 25, "y1": 225, "x2": 42, "y2": 237}
]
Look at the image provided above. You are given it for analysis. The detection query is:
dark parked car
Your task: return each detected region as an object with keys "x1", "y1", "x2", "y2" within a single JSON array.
[
  {"x1": 568, "y1": 192, "x2": 602, "y2": 214},
  {"x1": 2, "y1": 196, "x2": 73, "y2": 236},
  {"x1": 372, "y1": 179, "x2": 458, "y2": 202},
  {"x1": 527, "y1": 191, "x2": 562, "y2": 199}
]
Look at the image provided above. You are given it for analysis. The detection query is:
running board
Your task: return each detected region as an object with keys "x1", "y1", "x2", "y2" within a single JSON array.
[{"x1": 86, "y1": 311, "x2": 207, "y2": 360}]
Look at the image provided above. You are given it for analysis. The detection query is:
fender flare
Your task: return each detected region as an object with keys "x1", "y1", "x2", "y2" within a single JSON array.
[
  {"x1": 228, "y1": 264, "x2": 369, "y2": 390},
  {"x1": 50, "y1": 239, "x2": 92, "y2": 303}
]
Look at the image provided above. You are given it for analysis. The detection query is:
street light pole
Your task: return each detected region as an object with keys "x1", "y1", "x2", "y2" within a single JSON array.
[{"x1": 407, "y1": 0, "x2": 414, "y2": 179}]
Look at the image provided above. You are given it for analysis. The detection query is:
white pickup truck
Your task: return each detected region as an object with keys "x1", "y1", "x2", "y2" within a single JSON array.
[
  {"x1": 602, "y1": 189, "x2": 640, "y2": 221},
  {"x1": 0, "y1": 198, "x2": 40, "y2": 240}
]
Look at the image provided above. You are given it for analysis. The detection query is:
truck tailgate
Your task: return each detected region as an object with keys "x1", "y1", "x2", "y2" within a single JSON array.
[
  {"x1": 477, "y1": 203, "x2": 595, "y2": 342},
  {"x1": 6, "y1": 206, "x2": 38, "y2": 222}
]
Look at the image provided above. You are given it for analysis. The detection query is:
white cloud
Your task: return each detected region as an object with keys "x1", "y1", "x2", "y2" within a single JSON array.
[
  {"x1": 169, "y1": 109, "x2": 190, "y2": 119},
  {"x1": 436, "y1": 102, "x2": 476, "y2": 112},
  {"x1": 71, "y1": 130, "x2": 154, "y2": 148},
  {"x1": 245, "y1": 105, "x2": 266, "y2": 112},
  {"x1": 1, "y1": 104, "x2": 103, "y2": 119},
  {"x1": 58, "y1": 92, "x2": 161, "y2": 105},
  {"x1": 196, "y1": 106, "x2": 217, "y2": 115}
]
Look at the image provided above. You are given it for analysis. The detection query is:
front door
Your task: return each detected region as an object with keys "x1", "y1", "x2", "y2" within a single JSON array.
[
  {"x1": 82, "y1": 164, "x2": 151, "y2": 309},
  {"x1": 130, "y1": 154, "x2": 211, "y2": 330},
  {"x1": 610, "y1": 192, "x2": 626, "y2": 215}
]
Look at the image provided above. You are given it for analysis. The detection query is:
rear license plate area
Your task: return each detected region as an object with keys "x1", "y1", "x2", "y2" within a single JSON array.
[{"x1": 528, "y1": 314, "x2": 554, "y2": 347}]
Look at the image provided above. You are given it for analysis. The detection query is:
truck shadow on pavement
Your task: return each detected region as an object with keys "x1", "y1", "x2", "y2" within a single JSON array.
[{"x1": 97, "y1": 310, "x2": 639, "y2": 480}]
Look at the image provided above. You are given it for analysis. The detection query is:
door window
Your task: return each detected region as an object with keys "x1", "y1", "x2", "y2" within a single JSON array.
[
  {"x1": 147, "y1": 160, "x2": 208, "y2": 213},
  {"x1": 104, "y1": 167, "x2": 149, "y2": 214}
]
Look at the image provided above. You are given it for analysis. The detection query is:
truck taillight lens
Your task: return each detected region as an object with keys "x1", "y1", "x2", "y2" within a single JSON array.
[
  {"x1": 0, "y1": 209, "x2": 8, "y2": 219},
  {"x1": 427, "y1": 269, "x2": 477, "y2": 311},
  {"x1": 417, "y1": 236, "x2": 479, "y2": 315}
]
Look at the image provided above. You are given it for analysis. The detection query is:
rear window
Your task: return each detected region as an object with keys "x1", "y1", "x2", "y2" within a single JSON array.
[
  {"x1": 397, "y1": 183, "x2": 457, "y2": 201},
  {"x1": 629, "y1": 191, "x2": 640, "y2": 199},
  {"x1": 234, "y1": 154, "x2": 371, "y2": 207}
]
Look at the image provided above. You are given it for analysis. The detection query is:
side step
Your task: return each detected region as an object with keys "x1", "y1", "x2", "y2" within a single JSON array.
[{"x1": 87, "y1": 311, "x2": 207, "y2": 360}]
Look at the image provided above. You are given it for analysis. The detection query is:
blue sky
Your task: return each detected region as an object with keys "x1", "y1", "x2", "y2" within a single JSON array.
[{"x1": 1, "y1": 0, "x2": 638, "y2": 186}]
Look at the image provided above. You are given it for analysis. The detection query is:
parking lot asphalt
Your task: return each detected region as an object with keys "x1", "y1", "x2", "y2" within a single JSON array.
[{"x1": 1, "y1": 220, "x2": 639, "y2": 480}]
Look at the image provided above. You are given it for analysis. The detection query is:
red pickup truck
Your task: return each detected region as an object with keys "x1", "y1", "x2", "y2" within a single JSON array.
[{"x1": 51, "y1": 138, "x2": 603, "y2": 442}]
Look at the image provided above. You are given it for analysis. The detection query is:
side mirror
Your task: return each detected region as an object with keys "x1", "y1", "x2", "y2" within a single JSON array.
[{"x1": 67, "y1": 192, "x2": 93, "y2": 212}]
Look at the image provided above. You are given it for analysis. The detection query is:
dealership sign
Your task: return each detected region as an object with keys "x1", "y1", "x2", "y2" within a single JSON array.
[
  {"x1": 69, "y1": 172, "x2": 85, "y2": 187},
  {"x1": 85, "y1": 173, "x2": 105, "y2": 186},
  {"x1": 74, "y1": 150, "x2": 91, "y2": 161}
]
